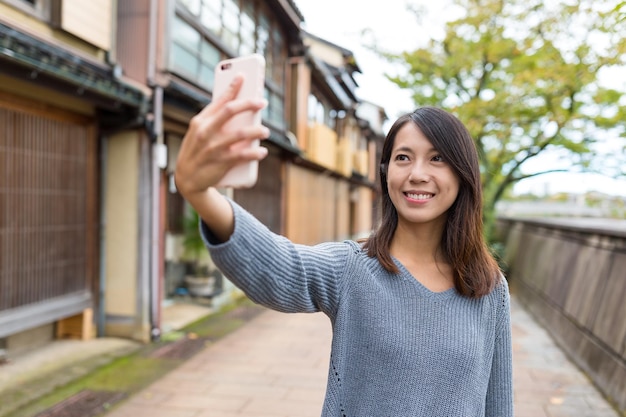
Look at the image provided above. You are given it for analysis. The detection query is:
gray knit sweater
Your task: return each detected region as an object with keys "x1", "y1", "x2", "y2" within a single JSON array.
[{"x1": 201, "y1": 200, "x2": 513, "y2": 417}]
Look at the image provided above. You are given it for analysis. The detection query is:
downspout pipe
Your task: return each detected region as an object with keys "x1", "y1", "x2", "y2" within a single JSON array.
[
  {"x1": 147, "y1": 0, "x2": 163, "y2": 342},
  {"x1": 149, "y1": 86, "x2": 165, "y2": 342}
]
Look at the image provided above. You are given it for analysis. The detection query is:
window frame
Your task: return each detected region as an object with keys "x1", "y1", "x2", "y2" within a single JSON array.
[
  {"x1": 170, "y1": 13, "x2": 222, "y2": 91},
  {"x1": 2, "y1": 0, "x2": 51, "y2": 20},
  {"x1": 173, "y1": 0, "x2": 289, "y2": 130}
]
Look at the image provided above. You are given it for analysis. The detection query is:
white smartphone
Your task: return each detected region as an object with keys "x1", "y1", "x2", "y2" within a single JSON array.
[{"x1": 212, "y1": 54, "x2": 266, "y2": 188}]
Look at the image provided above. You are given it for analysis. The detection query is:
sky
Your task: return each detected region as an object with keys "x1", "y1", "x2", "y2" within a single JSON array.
[
  {"x1": 296, "y1": 0, "x2": 433, "y2": 119},
  {"x1": 294, "y1": 0, "x2": 626, "y2": 198}
]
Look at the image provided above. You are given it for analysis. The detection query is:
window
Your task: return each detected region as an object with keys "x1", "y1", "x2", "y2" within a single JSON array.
[
  {"x1": 308, "y1": 93, "x2": 336, "y2": 128},
  {"x1": 4, "y1": 0, "x2": 50, "y2": 19},
  {"x1": 221, "y1": 0, "x2": 240, "y2": 51},
  {"x1": 200, "y1": 0, "x2": 221, "y2": 33},
  {"x1": 257, "y1": 9, "x2": 286, "y2": 129},
  {"x1": 170, "y1": 15, "x2": 221, "y2": 90},
  {"x1": 166, "y1": 135, "x2": 186, "y2": 234},
  {"x1": 179, "y1": 0, "x2": 200, "y2": 14},
  {"x1": 174, "y1": 0, "x2": 289, "y2": 129},
  {"x1": 240, "y1": 3, "x2": 255, "y2": 55}
]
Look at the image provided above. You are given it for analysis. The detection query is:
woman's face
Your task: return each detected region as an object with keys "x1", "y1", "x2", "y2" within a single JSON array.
[{"x1": 386, "y1": 123, "x2": 460, "y2": 230}]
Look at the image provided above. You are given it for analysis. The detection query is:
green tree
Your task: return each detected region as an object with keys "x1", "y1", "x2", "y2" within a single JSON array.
[{"x1": 381, "y1": 0, "x2": 626, "y2": 239}]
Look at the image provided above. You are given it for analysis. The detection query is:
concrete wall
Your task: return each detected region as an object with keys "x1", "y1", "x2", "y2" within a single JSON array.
[{"x1": 497, "y1": 217, "x2": 626, "y2": 414}]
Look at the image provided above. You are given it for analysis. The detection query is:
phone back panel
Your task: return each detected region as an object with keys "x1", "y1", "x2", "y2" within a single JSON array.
[{"x1": 212, "y1": 54, "x2": 266, "y2": 188}]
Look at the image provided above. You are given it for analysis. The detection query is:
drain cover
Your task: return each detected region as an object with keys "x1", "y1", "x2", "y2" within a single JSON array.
[
  {"x1": 148, "y1": 336, "x2": 209, "y2": 360},
  {"x1": 35, "y1": 390, "x2": 127, "y2": 417}
]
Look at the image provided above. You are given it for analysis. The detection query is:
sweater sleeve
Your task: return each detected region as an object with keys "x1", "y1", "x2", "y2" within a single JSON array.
[
  {"x1": 199, "y1": 199, "x2": 350, "y2": 317},
  {"x1": 485, "y1": 278, "x2": 514, "y2": 417}
]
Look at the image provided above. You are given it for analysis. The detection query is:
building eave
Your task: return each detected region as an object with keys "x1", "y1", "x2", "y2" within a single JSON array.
[
  {"x1": 265, "y1": 0, "x2": 305, "y2": 54},
  {"x1": 308, "y1": 55, "x2": 356, "y2": 110},
  {"x1": 301, "y1": 30, "x2": 362, "y2": 73},
  {"x1": 0, "y1": 22, "x2": 146, "y2": 113}
]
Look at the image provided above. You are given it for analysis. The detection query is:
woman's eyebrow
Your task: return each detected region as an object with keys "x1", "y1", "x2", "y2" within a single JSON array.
[
  {"x1": 393, "y1": 146, "x2": 438, "y2": 153},
  {"x1": 393, "y1": 146, "x2": 413, "y2": 153}
]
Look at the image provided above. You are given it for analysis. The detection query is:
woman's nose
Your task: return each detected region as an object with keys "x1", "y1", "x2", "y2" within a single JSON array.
[{"x1": 408, "y1": 161, "x2": 430, "y2": 183}]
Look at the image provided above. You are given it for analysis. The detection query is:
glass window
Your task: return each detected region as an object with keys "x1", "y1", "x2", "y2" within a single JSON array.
[
  {"x1": 179, "y1": 0, "x2": 201, "y2": 14},
  {"x1": 172, "y1": 0, "x2": 289, "y2": 129},
  {"x1": 172, "y1": 16, "x2": 201, "y2": 47},
  {"x1": 200, "y1": 39, "x2": 220, "y2": 67},
  {"x1": 200, "y1": 0, "x2": 222, "y2": 34},
  {"x1": 269, "y1": 91, "x2": 285, "y2": 128},
  {"x1": 262, "y1": 88, "x2": 270, "y2": 121},
  {"x1": 271, "y1": 27, "x2": 284, "y2": 85},
  {"x1": 205, "y1": 0, "x2": 222, "y2": 11},
  {"x1": 222, "y1": 0, "x2": 240, "y2": 51},
  {"x1": 240, "y1": 3, "x2": 256, "y2": 55},
  {"x1": 170, "y1": 15, "x2": 221, "y2": 91},
  {"x1": 307, "y1": 92, "x2": 336, "y2": 127},
  {"x1": 257, "y1": 14, "x2": 270, "y2": 75},
  {"x1": 171, "y1": 43, "x2": 199, "y2": 78},
  {"x1": 171, "y1": 17, "x2": 201, "y2": 78},
  {"x1": 308, "y1": 95, "x2": 319, "y2": 122},
  {"x1": 5, "y1": 0, "x2": 51, "y2": 19},
  {"x1": 199, "y1": 64, "x2": 214, "y2": 89},
  {"x1": 199, "y1": 40, "x2": 220, "y2": 88}
]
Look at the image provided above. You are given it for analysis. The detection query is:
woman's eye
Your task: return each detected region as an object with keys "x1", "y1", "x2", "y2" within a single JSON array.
[
  {"x1": 431, "y1": 154, "x2": 444, "y2": 162},
  {"x1": 394, "y1": 154, "x2": 409, "y2": 161}
]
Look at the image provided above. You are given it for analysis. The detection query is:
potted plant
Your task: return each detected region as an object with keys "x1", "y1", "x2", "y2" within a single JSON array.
[{"x1": 181, "y1": 208, "x2": 218, "y2": 297}]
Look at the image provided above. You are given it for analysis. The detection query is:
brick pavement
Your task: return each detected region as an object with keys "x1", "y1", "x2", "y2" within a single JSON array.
[
  {"x1": 103, "y1": 295, "x2": 620, "y2": 417},
  {"x1": 511, "y1": 297, "x2": 619, "y2": 417}
]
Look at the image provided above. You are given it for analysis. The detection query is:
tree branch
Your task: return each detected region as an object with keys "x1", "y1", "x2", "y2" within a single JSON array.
[
  {"x1": 511, "y1": 168, "x2": 571, "y2": 182},
  {"x1": 491, "y1": 168, "x2": 570, "y2": 206}
]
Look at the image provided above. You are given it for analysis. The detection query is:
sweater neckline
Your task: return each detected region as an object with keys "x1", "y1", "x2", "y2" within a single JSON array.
[{"x1": 391, "y1": 257, "x2": 458, "y2": 299}]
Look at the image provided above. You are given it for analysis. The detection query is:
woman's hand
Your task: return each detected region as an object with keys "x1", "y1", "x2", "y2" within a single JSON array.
[
  {"x1": 173, "y1": 74, "x2": 270, "y2": 242},
  {"x1": 174, "y1": 74, "x2": 270, "y2": 202}
]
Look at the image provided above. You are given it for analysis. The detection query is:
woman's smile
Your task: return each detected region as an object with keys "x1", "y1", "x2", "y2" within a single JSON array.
[{"x1": 404, "y1": 191, "x2": 435, "y2": 203}]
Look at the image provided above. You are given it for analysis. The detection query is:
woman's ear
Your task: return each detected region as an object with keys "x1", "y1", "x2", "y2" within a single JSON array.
[{"x1": 379, "y1": 163, "x2": 387, "y2": 179}]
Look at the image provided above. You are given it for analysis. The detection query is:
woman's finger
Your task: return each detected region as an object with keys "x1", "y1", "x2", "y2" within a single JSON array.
[
  {"x1": 215, "y1": 123, "x2": 270, "y2": 150},
  {"x1": 205, "y1": 142, "x2": 269, "y2": 173},
  {"x1": 197, "y1": 74, "x2": 244, "y2": 119},
  {"x1": 211, "y1": 97, "x2": 267, "y2": 133},
  {"x1": 192, "y1": 103, "x2": 269, "y2": 154}
]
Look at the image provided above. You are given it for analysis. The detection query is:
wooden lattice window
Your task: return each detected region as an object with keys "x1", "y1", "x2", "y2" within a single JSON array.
[{"x1": 0, "y1": 104, "x2": 96, "y2": 312}]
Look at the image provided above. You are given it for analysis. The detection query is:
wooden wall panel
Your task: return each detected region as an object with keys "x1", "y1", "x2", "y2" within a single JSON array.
[
  {"x1": 306, "y1": 123, "x2": 337, "y2": 171},
  {"x1": 234, "y1": 152, "x2": 283, "y2": 234},
  {"x1": 335, "y1": 181, "x2": 350, "y2": 241},
  {"x1": 59, "y1": 0, "x2": 113, "y2": 50},
  {"x1": 285, "y1": 164, "x2": 338, "y2": 245}
]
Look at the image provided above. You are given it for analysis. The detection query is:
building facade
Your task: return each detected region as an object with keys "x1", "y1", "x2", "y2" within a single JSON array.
[
  {"x1": 0, "y1": 0, "x2": 387, "y2": 354},
  {"x1": 0, "y1": 0, "x2": 148, "y2": 353}
]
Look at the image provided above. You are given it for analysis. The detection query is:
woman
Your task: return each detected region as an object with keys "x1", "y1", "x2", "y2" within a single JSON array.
[{"x1": 175, "y1": 75, "x2": 513, "y2": 416}]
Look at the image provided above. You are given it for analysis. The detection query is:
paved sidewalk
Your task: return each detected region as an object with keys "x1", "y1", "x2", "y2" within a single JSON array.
[
  {"x1": 103, "y1": 296, "x2": 620, "y2": 417},
  {"x1": 510, "y1": 297, "x2": 619, "y2": 417}
]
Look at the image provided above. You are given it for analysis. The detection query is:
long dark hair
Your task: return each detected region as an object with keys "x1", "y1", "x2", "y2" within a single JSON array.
[{"x1": 362, "y1": 107, "x2": 501, "y2": 298}]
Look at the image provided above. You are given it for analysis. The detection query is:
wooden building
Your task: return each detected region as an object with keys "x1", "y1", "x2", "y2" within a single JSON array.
[
  {"x1": 0, "y1": 0, "x2": 147, "y2": 353},
  {"x1": 0, "y1": 0, "x2": 387, "y2": 353}
]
